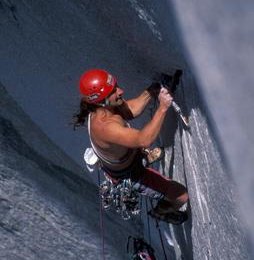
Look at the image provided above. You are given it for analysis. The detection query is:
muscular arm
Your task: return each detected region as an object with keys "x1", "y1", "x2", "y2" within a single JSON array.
[
  {"x1": 100, "y1": 105, "x2": 168, "y2": 148},
  {"x1": 125, "y1": 90, "x2": 151, "y2": 118}
]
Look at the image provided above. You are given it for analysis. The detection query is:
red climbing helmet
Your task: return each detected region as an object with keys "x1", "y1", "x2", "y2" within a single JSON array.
[{"x1": 79, "y1": 69, "x2": 117, "y2": 104}]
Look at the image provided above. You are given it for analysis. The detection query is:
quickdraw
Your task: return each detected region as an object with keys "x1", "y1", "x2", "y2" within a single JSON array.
[{"x1": 127, "y1": 236, "x2": 156, "y2": 260}]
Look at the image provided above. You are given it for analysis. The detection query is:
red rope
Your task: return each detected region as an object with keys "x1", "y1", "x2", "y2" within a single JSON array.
[{"x1": 98, "y1": 170, "x2": 106, "y2": 260}]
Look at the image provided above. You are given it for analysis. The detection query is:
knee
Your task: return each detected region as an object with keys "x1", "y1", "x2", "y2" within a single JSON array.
[
  {"x1": 178, "y1": 182, "x2": 189, "y2": 199},
  {"x1": 165, "y1": 182, "x2": 189, "y2": 207},
  {"x1": 179, "y1": 191, "x2": 189, "y2": 204},
  {"x1": 174, "y1": 185, "x2": 189, "y2": 208}
]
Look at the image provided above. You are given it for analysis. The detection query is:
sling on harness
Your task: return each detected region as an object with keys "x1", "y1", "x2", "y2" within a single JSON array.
[{"x1": 100, "y1": 175, "x2": 140, "y2": 220}]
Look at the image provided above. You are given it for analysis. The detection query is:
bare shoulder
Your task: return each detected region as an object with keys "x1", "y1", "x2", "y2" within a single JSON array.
[
  {"x1": 105, "y1": 114, "x2": 126, "y2": 126},
  {"x1": 91, "y1": 111, "x2": 125, "y2": 134},
  {"x1": 90, "y1": 109, "x2": 141, "y2": 148}
]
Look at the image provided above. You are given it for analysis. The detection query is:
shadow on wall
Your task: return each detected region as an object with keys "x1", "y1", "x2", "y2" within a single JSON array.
[
  {"x1": 142, "y1": 69, "x2": 194, "y2": 259},
  {"x1": 160, "y1": 67, "x2": 229, "y2": 176},
  {"x1": 157, "y1": 69, "x2": 215, "y2": 260}
]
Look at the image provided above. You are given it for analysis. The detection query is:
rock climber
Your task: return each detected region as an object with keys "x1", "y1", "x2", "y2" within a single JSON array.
[{"x1": 74, "y1": 69, "x2": 188, "y2": 224}]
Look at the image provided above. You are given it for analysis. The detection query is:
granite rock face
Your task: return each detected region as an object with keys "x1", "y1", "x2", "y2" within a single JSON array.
[
  {"x1": 0, "y1": 0, "x2": 252, "y2": 259},
  {"x1": 0, "y1": 84, "x2": 138, "y2": 260}
]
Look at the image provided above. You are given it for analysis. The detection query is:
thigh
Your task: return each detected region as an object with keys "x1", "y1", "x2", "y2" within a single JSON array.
[{"x1": 138, "y1": 167, "x2": 187, "y2": 201}]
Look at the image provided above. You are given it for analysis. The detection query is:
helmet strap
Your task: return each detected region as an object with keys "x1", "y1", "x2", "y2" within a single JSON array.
[
  {"x1": 104, "y1": 98, "x2": 110, "y2": 106},
  {"x1": 97, "y1": 98, "x2": 110, "y2": 107}
]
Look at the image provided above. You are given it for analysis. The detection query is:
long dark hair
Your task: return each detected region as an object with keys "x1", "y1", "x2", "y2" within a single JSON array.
[
  {"x1": 72, "y1": 97, "x2": 98, "y2": 130},
  {"x1": 72, "y1": 97, "x2": 135, "y2": 130}
]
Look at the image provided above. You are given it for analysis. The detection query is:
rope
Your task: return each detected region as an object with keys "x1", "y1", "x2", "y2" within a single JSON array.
[
  {"x1": 147, "y1": 92, "x2": 169, "y2": 259},
  {"x1": 149, "y1": 199, "x2": 168, "y2": 260},
  {"x1": 145, "y1": 198, "x2": 151, "y2": 245},
  {"x1": 178, "y1": 77, "x2": 189, "y2": 187},
  {"x1": 155, "y1": 220, "x2": 168, "y2": 260},
  {"x1": 98, "y1": 169, "x2": 106, "y2": 260}
]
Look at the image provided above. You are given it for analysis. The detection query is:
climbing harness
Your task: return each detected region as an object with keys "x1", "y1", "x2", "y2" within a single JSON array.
[
  {"x1": 127, "y1": 236, "x2": 156, "y2": 260},
  {"x1": 100, "y1": 174, "x2": 141, "y2": 220}
]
